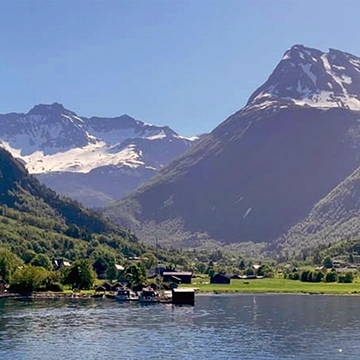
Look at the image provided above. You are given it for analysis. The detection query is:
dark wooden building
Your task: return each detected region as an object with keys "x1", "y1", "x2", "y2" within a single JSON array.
[
  {"x1": 210, "y1": 273, "x2": 231, "y2": 284},
  {"x1": 162, "y1": 272, "x2": 192, "y2": 284},
  {"x1": 172, "y1": 288, "x2": 195, "y2": 305}
]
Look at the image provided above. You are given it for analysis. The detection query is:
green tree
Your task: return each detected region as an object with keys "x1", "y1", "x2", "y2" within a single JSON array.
[
  {"x1": 30, "y1": 254, "x2": 53, "y2": 270},
  {"x1": 288, "y1": 272, "x2": 300, "y2": 280},
  {"x1": 325, "y1": 271, "x2": 338, "y2": 283},
  {"x1": 312, "y1": 250, "x2": 322, "y2": 265},
  {"x1": 300, "y1": 270, "x2": 310, "y2": 282},
  {"x1": 209, "y1": 250, "x2": 223, "y2": 262},
  {"x1": 64, "y1": 224, "x2": 80, "y2": 239},
  {"x1": 338, "y1": 271, "x2": 354, "y2": 283},
  {"x1": 256, "y1": 264, "x2": 274, "y2": 277},
  {"x1": 0, "y1": 248, "x2": 23, "y2": 282},
  {"x1": 196, "y1": 262, "x2": 207, "y2": 274},
  {"x1": 349, "y1": 253, "x2": 354, "y2": 264},
  {"x1": 239, "y1": 260, "x2": 246, "y2": 270},
  {"x1": 208, "y1": 268, "x2": 215, "y2": 278},
  {"x1": 125, "y1": 263, "x2": 147, "y2": 285},
  {"x1": 61, "y1": 259, "x2": 96, "y2": 290},
  {"x1": 323, "y1": 257, "x2": 333, "y2": 269},
  {"x1": 90, "y1": 247, "x2": 116, "y2": 279},
  {"x1": 245, "y1": 268, "x2": 254, "y2": 276},
  {"x1": 11, "y1": 265, "x2": 49, "y2": 292},
  {"x1": 141, "y1": 253, "x2": 157, "y2": 270}
]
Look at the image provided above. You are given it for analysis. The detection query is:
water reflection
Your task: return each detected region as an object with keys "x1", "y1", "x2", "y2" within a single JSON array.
[{"x1": 0, "y1": 294, "x2": 358, "y2": 359}]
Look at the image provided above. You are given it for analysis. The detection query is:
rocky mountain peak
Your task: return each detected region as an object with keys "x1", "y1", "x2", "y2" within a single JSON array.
[
  {"x1": 27, "y1": 102, "x2": 77, "y2": 117},
  {"x1": 246, "y1": 45, "x2": 360, "y2": 111}
]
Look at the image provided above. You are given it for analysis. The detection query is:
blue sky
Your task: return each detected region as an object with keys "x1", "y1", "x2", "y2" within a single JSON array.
[{"x1": 1, "y1": 0, "x2": 360, "y2": 136}]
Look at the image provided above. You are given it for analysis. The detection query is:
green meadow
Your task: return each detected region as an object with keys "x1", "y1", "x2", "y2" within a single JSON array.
[{"x1": 184, "y1": 277, "x2": 360, "y2": 295}]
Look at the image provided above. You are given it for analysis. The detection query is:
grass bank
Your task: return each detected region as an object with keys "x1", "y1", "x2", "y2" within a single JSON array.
[{"x1": 183, "y1": 278, "x2": 360, "y2": 295}]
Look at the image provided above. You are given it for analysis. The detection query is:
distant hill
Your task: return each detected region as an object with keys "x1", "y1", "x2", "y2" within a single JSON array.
[
  {"x1": 104, "y1": 45, "x2": 360, "y2": 249},
  {"x1": 274, "y1": 165, "x2": 360, "y2": 253},
  {"x1": 0, "y1": 103, "x2": 200, "y2": 207}
]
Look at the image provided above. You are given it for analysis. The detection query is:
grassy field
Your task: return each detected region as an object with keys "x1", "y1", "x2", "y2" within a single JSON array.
[{"x1": 182, "y1": 277, "x2": 360, "y2": 295}]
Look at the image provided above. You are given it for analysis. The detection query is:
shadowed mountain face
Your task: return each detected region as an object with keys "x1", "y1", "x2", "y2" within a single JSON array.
[
  {"x1": 105, "y1": 45, "x2": 360, "y2": 245},
  {"x1": 274, "y1": 164, "x2": 360, "y2": 253},
  {"x1": 0, "y1": 103, "x2": 199, "y2": 207}
]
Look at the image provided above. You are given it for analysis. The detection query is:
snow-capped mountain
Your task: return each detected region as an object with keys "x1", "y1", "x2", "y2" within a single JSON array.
[
  {"x1": 0, "y1": 103, "x2": 199, "y2": 207},
  {"x1": 246, "y1": 44, "x2": 360, "y2": 111},
  {"x1": 104, "y1": 45, "x2": 360, "y2": 248}
]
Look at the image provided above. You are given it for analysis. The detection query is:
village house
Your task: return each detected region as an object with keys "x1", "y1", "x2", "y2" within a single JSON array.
[
  {"x1": 162, "y1": 272, "x2": 192, "y2": 284},
  {"x1": 210, "y1": 273, "x2": 231, "y2": 284},
  {"x1": 52, "y1": 258, "x2": 71, "y2": 271}
]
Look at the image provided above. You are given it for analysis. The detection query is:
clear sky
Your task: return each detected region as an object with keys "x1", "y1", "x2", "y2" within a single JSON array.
[{"x1": 1, "y1": 0, "x2": 360, "y2": 136}]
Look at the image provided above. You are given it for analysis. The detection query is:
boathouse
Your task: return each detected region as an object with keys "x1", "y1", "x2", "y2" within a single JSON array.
[
  {"x1": 172, "y1": 288, "x2": 195, "y2": 305},
  {"x1": 162, "y1": 272, "x2": 192, "y2": 284},
  {"x1": 210, "y1": 273, "x2": 231, "y2": 284}
]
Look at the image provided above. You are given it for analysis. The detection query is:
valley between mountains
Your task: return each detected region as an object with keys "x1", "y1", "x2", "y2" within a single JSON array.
[{"x1": 3, "y1": 44, "x2": 360, "y2": 258}]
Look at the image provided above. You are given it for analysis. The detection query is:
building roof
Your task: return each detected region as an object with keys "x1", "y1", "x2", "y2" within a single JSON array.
[
  {"x1": 172, "y1": 288, "x2": 195, "y2": 293},
  {"x1": 162, "y1": 272, "x2": 192, "y2": 276},
  {"x1": 212, "y1": 273, "x2": 231, "y2": 278},
  {"x1": 95, "y1": 286, "x2": 106, "y2": 292}
]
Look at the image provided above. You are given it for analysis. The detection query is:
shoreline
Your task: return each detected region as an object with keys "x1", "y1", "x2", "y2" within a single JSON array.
[{"x1": 2, "y1": 289, "x2": 360, "y2": 301}]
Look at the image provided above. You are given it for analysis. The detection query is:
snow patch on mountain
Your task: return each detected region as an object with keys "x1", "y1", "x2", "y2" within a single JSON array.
[
  {"x1": 0, "y1": 104, "x2": 198, "y2": 175},
  {"x1": 246, "y1": 45, "x2": 360, "y2": 112}
]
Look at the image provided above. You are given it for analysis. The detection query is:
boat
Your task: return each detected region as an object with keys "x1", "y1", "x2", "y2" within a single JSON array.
[
  {"x1": 157, "y1": 290, "x2": 173, "y2": 303},
  {"x1": 138, "y1": 287, "x2": 158, "y2": 303},
  {"x1": 115, "y1": 288, "x2": 138, "y2": 301}
]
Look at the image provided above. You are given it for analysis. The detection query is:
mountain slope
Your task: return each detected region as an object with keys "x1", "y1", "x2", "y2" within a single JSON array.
[
  {"x1": 0, "y1": 147, "x2": 128, "y2": 237},
  {"x1": 105, "y1": 45, "x2": 360, "y2": 246},
  {"x1": 0, "y1": 147, "x2": 191, "y2": 268},
  {"x1": 0, "y1": 104, "x2": 199, "y2": 207},
  {"x1": 274, "y1": 165, "x2": 360, "y2": 253}
]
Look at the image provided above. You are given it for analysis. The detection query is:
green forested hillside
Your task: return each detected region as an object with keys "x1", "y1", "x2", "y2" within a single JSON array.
[
  {"x1": 0, "y1": 148, "x2": 125, "y2": 237},
  {"x1": 0, "y1": 147, "x2": 148, "y2": 262}
]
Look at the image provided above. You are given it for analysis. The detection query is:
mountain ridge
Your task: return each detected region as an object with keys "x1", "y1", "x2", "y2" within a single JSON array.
[
  {"x1": 104, "y1": 45, "x2": 360, "y2": 249},
  {"x1": 0, "y1": 103, "x2": 201, "y2": 207}
]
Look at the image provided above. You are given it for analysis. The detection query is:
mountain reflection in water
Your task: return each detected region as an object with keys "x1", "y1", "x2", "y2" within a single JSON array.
[{"x1": 0, "y1": 294, "x2": 357, "y2": 359}]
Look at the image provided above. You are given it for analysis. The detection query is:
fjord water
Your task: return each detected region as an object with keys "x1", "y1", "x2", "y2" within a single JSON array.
[{"x1": 0, "y1": 294, "x2": 358, "y2": 359}]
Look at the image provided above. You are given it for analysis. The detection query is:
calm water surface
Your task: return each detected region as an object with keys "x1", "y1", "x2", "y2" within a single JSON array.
[{"x1": 0, "y1": 294, "x2": 359, "y2": 359}]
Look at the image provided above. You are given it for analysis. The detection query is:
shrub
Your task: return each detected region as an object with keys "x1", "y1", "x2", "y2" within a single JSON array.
[
  {"x1": 300, "y1": 270, "x2": 324, "y2": 282},
  {"x1": 325, "y1": 271, "x2": 338, "y2": 283},
  {"x1": 338, "y1": 271, "x2": 354, "y2": 283},
  {"x1": 288, "y1": 272, "x2": 300, "y2": 280}
]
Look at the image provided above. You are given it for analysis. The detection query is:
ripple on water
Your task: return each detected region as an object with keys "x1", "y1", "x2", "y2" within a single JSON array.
[{"x1": 1, "y1": 295, "x2": 360, "y2": 359}]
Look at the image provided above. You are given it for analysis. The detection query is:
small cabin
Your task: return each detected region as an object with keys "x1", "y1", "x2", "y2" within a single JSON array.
[
  {"x1": 172, "y1": 288, "x2": 195, "y2": 305},
  {"x1": 100, "y1": 282, "x2": 112, "y2": 292},
  {"x1": 210, "y1": 273, "x2": 231, "y2": 284},
  {"x1": 162, "y1": 272, "x2": 192, "y2": 284}
]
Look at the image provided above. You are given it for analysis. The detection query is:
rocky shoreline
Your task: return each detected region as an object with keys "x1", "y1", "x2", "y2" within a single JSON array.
[{"x1": 0, "y1": 292, "x2": 95, "y2": 300}]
